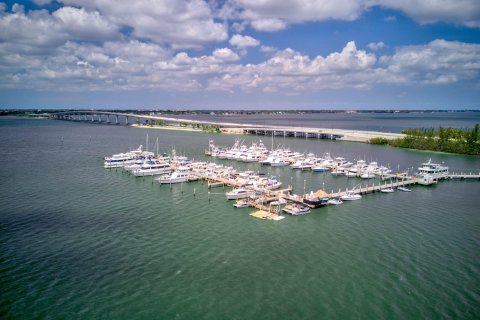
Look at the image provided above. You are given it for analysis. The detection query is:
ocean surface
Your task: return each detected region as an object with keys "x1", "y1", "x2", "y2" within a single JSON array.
[
  {"x1": 178, "y1": 111, "x2": 480, "y2": 133},
  {"x1": 1, "y1": 117, "x2": 479, "y2": 319}
]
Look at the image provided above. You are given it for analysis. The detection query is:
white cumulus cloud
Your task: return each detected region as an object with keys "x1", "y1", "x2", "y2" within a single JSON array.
[
  {"x1": 213, "y1": 48, "x2": 240, "y2": 61},
  {"x1": 60, "y1": 0, "x2": 228, "y2": 48},
  {"x1": 229, "y1": 34, "x2": 260, "y2": 48},
  {"x1": 250, "y1": 18, "x2": 287, "y2": 31}
]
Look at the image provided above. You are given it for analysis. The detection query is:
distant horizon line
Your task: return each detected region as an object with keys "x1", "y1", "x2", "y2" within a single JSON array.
[{"x1": 2, "y1": 108, "x2": 480, "y2": 113}]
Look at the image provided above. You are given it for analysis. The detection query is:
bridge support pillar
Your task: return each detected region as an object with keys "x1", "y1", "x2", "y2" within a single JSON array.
[{"x1": 115, "y1": 115, "x2": 119, "y2": 124}]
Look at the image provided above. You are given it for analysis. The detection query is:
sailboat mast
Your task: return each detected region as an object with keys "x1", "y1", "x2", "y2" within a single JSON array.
[
  {"x1": 146, "y1": 133, "x2": 148, "y2": 152},
  {"x1": 156, "y1": 137, "x2": 159, "y2": 156}
]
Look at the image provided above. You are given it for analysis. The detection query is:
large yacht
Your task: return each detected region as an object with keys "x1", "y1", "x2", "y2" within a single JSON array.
[
  {"x1": 416, "y1": 159, "x2": 449, "y2": 185},
  {"x1": 225, "y1": 188, "x2": 255, "y2": 200},
  {"x1": 131, "y1": 159, "x2": 172, "y2": 176},
  {"x1": 157, "y1": 168, "x2": 191, "y2": 184},
  {"x1": 104, "y1": 145, "x2": 154, "y2": 168}
]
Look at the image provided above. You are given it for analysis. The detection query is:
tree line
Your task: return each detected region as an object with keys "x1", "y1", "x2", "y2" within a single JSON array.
[{"x1": 370, "y1": 124, "x2": 480, "y2": 155}]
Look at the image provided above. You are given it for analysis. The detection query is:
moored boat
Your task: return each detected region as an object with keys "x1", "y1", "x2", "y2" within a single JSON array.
[
  {"x1": 341, "y1": 191, "x2": 362, "y2": 201},
  {"x1": 225, "y1": 188, "x2": 255, "y2": 200},
  {"x1": 282, "y1": 203, "x2": 311, "y2": 215}
]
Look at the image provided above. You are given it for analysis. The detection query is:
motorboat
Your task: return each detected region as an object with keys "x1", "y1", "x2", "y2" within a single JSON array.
[
  {"x1": 104, "y1": 145, "x2": 154, "y2": 168},
  {"x1": 331, "y1": 168, "x2": 347, "y2": 176},
  {"x1": 397, "y1": 186, "x2": 412, "y2": 192},
  {"x1": 327, "y1": 198, "x2": 343, "y2": 205},
  {"x1": 225, "y1": 188, "x2": 255, "y2": 200},
  {"x1": 341, "y1": 191, "x2": 362, "y2": 201},
  {"x1": 312, "y1": 166, "x2": 329, "y2": 173},
  {"x1": 282, "y1": 203, "x2": 311, "y2": 215},
  {"x1": 269, "y1": 158, "x2": 289, "y2": 167},
  {"x1": 380, "y1": 187, "x2": 395, "y2": 193},
  {"x1": 131, "y1": 159, "x2": 172, "y2": 176},
  {"x1": 157, "y1": 168, "x2": 190, "y2": 184},
  {"x1": 303, "y1": 191, "x2": 329, "y2": 208},
  {"x1": 360, "y1": 171, "x2": 376, "y2": 179},
  {"x1": 233, "y1": 198, "x2": 253, "y2": 208}
]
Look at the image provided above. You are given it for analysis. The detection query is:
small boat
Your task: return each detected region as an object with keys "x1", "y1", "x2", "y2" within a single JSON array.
[
  {"x1": 269, "y1": 158, "x2": 289, "y2": 167},
  {"x1": 327, "y1": 198, "x2": 343, "y2": 205},
  {"x1": 397, "y1": 186, "x2": 412, "y2": 192},
  {"x1": 303, "y1": 191, "x2": 329, "y2": 208},
  {"x1": 341, "y1": 191, "x2": 362, "y2": 201},
  {"x1": 233, "y1": 198, "x2": 253, "y2": 208},
  {"x1": 312, "y1": 166, "x2": 329, "y2": 172},
  {"x1": 380, "y1": 187, "x2": 395, "y2": 193},
  {"x1": 225, "y1": 188, "x2": 254, "y2": 200},
  {"x1": 282, "y1": 203, "x2": 311, "y2": 215}
]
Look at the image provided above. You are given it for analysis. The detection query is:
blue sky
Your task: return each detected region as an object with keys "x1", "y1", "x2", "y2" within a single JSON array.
[{"x1": 0, "y1": 0, "x2": 479, "y2": 109}]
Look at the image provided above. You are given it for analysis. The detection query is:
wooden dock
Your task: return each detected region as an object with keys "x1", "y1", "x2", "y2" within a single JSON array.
[
  {"x1": 330, "y1": 178, "x2": 418, "y2": 198},
  {"x1": 447, "y1": 172, "x2": 480, "y2": 179}
]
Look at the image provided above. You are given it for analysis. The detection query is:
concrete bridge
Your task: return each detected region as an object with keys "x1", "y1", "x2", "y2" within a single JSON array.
[{"x1": 50, "y1": 110, "x2": 405, "y2": 142}]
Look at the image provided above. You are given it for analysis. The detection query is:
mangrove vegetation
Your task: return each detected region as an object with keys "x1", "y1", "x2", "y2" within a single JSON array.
[{"x1": 370, "y1": 124, "x2": 480, "y2": 155}]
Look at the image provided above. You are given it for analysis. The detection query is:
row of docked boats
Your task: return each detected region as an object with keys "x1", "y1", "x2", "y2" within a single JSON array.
[{"x1": 206, "y1": 140, "x2": 397, "y2": 178}]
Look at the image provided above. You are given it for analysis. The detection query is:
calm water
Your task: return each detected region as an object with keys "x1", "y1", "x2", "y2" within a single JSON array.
[
  {"x1": 179, "y1": 111, "x2": 480, "y2": 133},
  {"x1": 1, "y1": 117, "x2": 480, "y2": 319}
]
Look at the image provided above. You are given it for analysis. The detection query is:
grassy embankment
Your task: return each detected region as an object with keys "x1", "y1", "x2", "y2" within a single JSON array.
[{"x1": 369, "y1": 124, "x2": 480, "y2": 155}]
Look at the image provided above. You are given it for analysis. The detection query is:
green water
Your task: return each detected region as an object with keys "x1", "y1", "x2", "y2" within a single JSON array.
[{"x1": 1, "y1": 118, "x2": 479, "y2": 319}]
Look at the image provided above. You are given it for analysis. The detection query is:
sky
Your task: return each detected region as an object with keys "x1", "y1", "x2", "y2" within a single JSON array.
[{"x1": 0, "y1": 0, "x2": 479, "y2": 110}]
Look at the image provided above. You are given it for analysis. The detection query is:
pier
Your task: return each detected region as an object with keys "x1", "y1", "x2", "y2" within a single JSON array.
[
  {"x1": 329, "y1": 178, "x2": 418, "y2": 198},
  {"x1": 50, "y1": 110, "x2": 405, "y2": 143}
]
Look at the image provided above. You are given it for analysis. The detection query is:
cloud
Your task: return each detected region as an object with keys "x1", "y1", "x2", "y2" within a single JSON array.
[
  {"x1": 371, "y1": 0, "x2": 480, "y2": 28},
  {"x1": 367, "y1": 42, "x2": 386, "y2": 50},
  {"x1": 232, "y1": 0, "x2": 365, "y2": 24},
  {"x1": 60, "y1": 0, "x2": 228, "y2": 48},
  {"x1": 213, "y1": 48, "x2": 240, "y2": 61},
  {"x1": 221, "y1": 0, "x2": 480, "y2": 29},
  {"x1": 250, "y1": 18, "x2": 287, "y2": 31},
  {"x1": 380, "y1": 39, "x2": 480, "y2": 85},
  {"x1": 229, "y1": 34, "x2": 260, "y2": 48},
  {"x1": 208, "y1": 40, "x2": 480, "y2": 92}
]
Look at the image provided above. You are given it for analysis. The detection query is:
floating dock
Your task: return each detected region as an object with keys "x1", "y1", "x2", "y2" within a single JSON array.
[{"x1": 249, "y1": 210, "x2": 285, "y2": 221}]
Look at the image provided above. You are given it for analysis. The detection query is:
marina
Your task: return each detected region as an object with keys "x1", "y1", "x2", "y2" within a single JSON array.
[{"x1": 103, "y1": 137, "x2": 480, "y2": 218}]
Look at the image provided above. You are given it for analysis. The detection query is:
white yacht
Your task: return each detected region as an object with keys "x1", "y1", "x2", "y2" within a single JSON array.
[
  {"x1": 341, "y1": 191, "x2": 362, "y2": 201},
  {"x1": 157, "y1": 168, "x2": 191, "y2": 184},
  {"x1": 327, "y1": 198, "x2": 343, "y2": 205},
  {"x1": 104, "y1": 153, "x2": 136, "y2": 168},
  {"x1": 416, "y1": 159, "x2": 449, "y2": 185},
  {"x1": 225, "y1": 188, "x2": 255, "y2": 200},
  {"x1": 282, "y1": 203, "x2": 311, "y2": 215},
  {"x1": 132, "y1": 159, "x2": 172, "y2": 176},
  {"x1": 269, "y1": 158, "x2": 289, "y2": 167},
  {"x1": 104, "y1": 145, "x2": 154, "y2": 168}
]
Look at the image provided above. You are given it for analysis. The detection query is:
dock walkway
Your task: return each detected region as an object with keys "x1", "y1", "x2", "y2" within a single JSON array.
[
  {"x1": 330, "y1": 178, "x2": 418, "y2": 198},
  {"x1": 447, "y1": 172, "x2": 480, "y2": 179}
]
